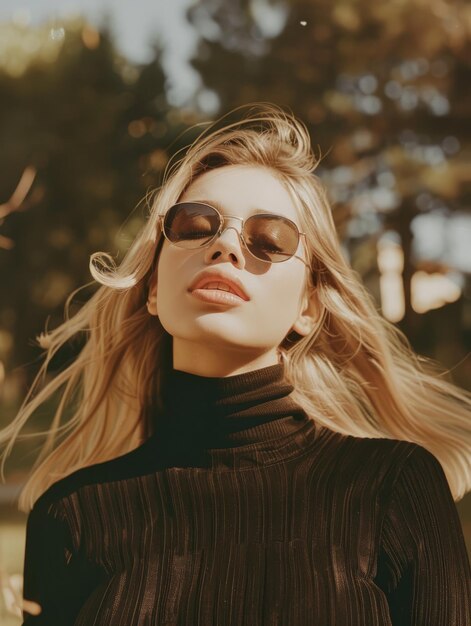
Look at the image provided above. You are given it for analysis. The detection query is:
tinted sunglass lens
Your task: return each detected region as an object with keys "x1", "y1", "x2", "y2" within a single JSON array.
[
  {"x1": 163, "y1": 204, "x2": 299, "y2": 262},
  {"x1": 244, "y1": 215, "x2": 299, "y2": 263},
  {"x1": 164, "y1": 203, "x2": 219, "y2": 247}
]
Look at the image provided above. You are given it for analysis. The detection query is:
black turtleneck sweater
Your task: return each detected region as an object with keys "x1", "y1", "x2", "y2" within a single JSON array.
[{"x1": 21, "y1": 363, "x2": 470, "y2": 625}]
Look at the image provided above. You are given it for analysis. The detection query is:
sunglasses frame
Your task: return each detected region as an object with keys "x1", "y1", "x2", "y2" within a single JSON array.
[{"x1": 157, "y1": 201, "x2": 309, "y2": 265}]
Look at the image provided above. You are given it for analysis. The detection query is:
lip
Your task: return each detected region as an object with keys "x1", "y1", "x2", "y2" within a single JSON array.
[
  {"x1": 188, "y1": 270, "x2": 250, "y2": 301},
  {"x1": 190, "y1": 288, "x2": 246, "y2": 306}
]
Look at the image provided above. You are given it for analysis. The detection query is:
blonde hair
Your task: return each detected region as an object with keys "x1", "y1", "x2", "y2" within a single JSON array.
[{"x1": 2, "y1": 102, "x2": 470, "y2": 512}]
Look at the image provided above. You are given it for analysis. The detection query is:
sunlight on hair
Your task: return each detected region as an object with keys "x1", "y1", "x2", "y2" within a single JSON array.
[{"x1": 1, "y1": 102, "x2": 469, "y2": 514}]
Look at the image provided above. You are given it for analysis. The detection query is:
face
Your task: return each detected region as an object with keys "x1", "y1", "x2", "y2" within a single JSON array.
[{"x1": 148, "y1": 164, "x2": 316, "y2": 376}]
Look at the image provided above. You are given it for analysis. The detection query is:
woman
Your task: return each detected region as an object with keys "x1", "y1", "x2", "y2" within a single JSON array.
[{"x1": 2, "y1": 103, "x2": 470, "y2": 624}]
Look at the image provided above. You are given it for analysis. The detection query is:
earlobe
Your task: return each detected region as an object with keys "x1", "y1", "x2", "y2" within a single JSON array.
[
  {"x1": 146, "y1": 296, "x2": 158, "y2": 316},
  {"x1": 146, "y1": 278, "x2": 158, "y2": 316},
  {"x1": 291, "y1": 289, "x2": 318, "y2": 336},
  {"x1": 291, "y1": 316, "x2": 315, "y2": 337}
]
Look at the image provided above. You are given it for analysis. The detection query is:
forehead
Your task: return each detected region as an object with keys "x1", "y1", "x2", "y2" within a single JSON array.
[{"x1": 179, "y1": 164, "x2": 300, "y2": 222}]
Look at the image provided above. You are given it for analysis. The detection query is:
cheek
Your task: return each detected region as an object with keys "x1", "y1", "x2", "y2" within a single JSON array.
[
  {"x1": 271, "y1": 267, "x2": 305, "y2": 306},
  {"x1": 155, "y1": 246, "x2": 183, "y2": 312},
  {"x1": 255, "y1": 270, "x2": 306, "y2": 330}
]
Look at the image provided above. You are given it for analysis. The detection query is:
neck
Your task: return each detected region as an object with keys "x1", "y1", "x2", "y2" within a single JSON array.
[
  {"x1": 171, "y1": 344, "x2": 281, "y2": 378},
  {"x1": 144, "y1": 361, "x2": 313, "y2": 469}
]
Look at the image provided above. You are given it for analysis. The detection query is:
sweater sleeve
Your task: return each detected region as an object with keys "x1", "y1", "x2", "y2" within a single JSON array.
[
  {"x1": 375, "y1": 444, "x2": 471, "y2": 625},
  {"x1": 21, "y1": 501, "x2": 102, "y2": 625}
]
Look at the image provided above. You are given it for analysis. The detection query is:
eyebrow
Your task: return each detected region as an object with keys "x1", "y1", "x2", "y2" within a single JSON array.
[{"x1": 193, "y1": 199, "x2": 280, "y2": 217}]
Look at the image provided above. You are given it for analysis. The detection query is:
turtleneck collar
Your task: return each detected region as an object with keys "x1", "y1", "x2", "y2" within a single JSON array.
[
  {"x1": 163, "y1": 362, "x2": 303, "y2": 426},
  {"x1": 145, "y1": 362, "x2": 318, "y2": 471}
]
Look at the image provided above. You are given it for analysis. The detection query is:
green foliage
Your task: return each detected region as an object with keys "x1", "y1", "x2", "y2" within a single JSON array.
[
  {"x1": 0, "y1": 3, "x2": 470, "y2": 405},
  {"x1": 0, "y1": 20, "x2": 200, "y2": 384},
  {"x1": 185, "y1": 0, "x2": 471, "y2": 377}
]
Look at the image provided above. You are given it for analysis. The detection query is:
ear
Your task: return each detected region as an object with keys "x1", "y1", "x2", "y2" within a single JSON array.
[
  {"x1": 290, "y1": 287, "x2": 318, "y2": 337},
  {"x1": 146, "y1": 271, "x2": 158, "y2": 317}
]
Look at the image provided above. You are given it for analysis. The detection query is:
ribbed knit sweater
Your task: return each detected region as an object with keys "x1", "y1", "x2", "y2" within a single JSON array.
[{"x1": 21, "y1": 363, "x2": 471, "y2": 625}]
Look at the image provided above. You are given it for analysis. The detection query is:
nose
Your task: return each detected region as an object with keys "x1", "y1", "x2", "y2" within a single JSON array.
[{"x1": 203, "y1": 217, "x2": 247, "y2": 266}]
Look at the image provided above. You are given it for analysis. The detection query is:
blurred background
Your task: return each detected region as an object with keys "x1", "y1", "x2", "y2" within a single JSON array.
[{"x1": 0, "y1": 0, "x2": 470, "y2": 622}]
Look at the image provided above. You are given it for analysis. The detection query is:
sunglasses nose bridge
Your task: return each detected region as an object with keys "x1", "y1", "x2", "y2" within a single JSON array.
[{"x1": 216, "y1": 215, "x2": 245, "y2": 241}]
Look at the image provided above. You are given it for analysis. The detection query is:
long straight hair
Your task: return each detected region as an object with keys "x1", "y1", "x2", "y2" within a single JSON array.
[{"x1": 2, "y1": 102, "x2": 470, "y2": 512}]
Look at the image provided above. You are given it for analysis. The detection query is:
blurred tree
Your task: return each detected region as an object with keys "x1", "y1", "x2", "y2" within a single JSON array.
[
  {"x1": 0, "y1": 3, "x2": 468, "y2": 568},
  {"x1": 0, "y1": 19, "x2": 201, "y2": 403},
  {"x1": 0, "y1": 2, "x2": 470, "y2": 414},
  {"x1": 186, "y1": 0, "x2": 471, "y2": 370}
]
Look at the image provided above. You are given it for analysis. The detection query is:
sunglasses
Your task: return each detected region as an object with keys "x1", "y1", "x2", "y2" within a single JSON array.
[{"x1": 157, "y1": 201, "x2": 308, "y2": 264}]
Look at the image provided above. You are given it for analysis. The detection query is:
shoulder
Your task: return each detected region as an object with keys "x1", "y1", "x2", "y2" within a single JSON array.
[
  {"x1": 319, "y1": 424, "x2": 425, "y2": 460},
  {"x1": 315, "y1": 426, "x2": 434, "y2": 482},
  {"x1": 32, "y1": 436, "x2": 154, "y2": 513},
  {"x1": 316, "y1": 428, "x2": 451, "y2": 508}
]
